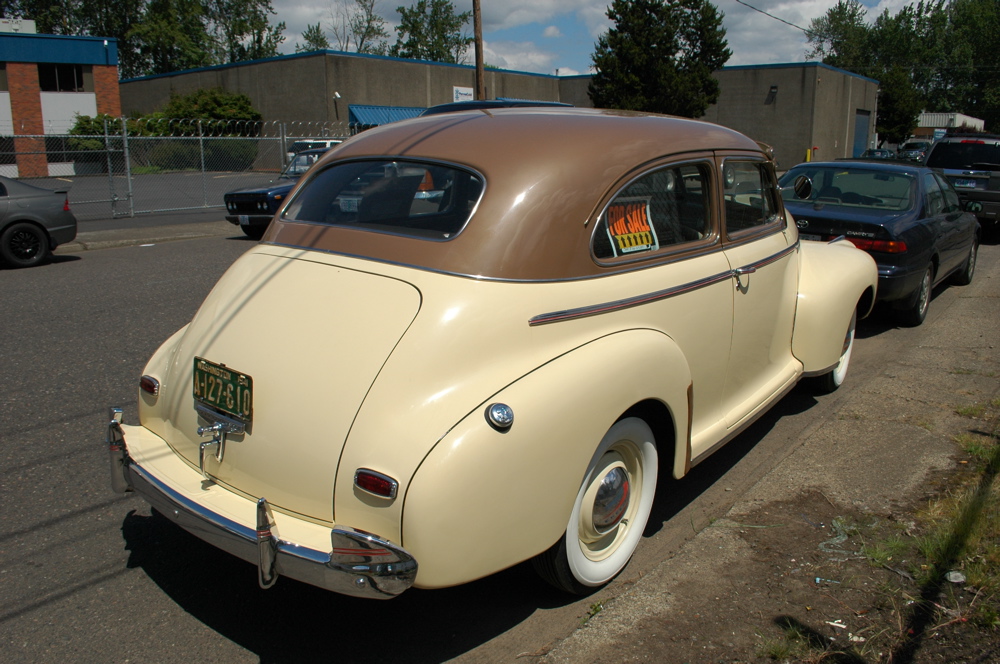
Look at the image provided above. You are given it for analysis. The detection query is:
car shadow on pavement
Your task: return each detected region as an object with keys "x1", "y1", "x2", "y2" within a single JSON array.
[
  {"x1": 121, "y1": 507, "x2": 570, "y2": 662},
  {"x1": 118, "y1": 381, "x2": 831, "y2": 663}
]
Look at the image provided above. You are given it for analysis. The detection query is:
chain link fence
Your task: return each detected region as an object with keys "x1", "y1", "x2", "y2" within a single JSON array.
[{"x1": 1, "y1": 119, "x2": 352, "y2": 221}]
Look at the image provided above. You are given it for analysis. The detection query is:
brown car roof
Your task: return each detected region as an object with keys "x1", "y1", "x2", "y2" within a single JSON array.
[{"x1": 267, "y1": 107, "x2": 765, "y2": 281}]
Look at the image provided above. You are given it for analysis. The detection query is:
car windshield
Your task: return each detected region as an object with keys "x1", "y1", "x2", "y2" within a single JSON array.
[
  {"x1": 280, "y1": 159, "x2": 484, "y2": 240},
  {"x1": 780, "y1": 166, "x2": 915, "y2": 211},
  {"x1": 902, "y1": 142, "x2": 929, "y2": 151},
  {"x1": 280, "y1": 152, "x2": 321, "y2": 178},
  {"x1": 926, "y1": 140, "x2": 1000, "y2": 169}
]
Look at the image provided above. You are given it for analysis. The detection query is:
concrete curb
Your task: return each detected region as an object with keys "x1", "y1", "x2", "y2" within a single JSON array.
[{"x1": 55, "y1": 220, "x2": 238, "y2": 254}]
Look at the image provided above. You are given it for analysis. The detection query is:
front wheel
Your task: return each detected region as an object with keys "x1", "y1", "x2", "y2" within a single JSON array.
[
  {"x1": 896, "y1": 264, "x2": 933, "y2": 327},
  {"x1": 532, "y1": 417, "x2": 658, "y2": 594},
  {"x1": 1, "y1": 222, "x2": 50, "y2": 268},
  {"x1": 813, "y1": 309, "x2": 856, "y2": 394}
]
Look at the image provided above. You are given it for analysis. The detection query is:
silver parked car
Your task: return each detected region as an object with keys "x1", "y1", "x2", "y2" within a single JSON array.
[{"x1": 0, "y1": 176, "x2": 77, "y2": 268}]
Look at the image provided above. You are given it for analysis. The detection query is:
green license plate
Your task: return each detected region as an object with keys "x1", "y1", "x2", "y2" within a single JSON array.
[{"x1": 193, "y1": 357, "x2": 253, "y2": 423}]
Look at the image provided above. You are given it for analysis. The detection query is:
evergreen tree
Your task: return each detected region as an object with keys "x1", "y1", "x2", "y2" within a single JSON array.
[
  {"x1": 589, "y1": 0, "x2": 731, "y2": 118},
  {"x1": 295, "y1": 23, "x2": 331, "y2": 52},
  {"x1": 390, "y1": 0, "x2": 471, "y2": 64}
]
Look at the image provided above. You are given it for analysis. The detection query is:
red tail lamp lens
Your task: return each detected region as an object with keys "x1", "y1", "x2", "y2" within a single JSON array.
[
  {"x1": 846, "y1": 237, "x2": 907, "y2": 253},
  {"x1": 355, "y1": 469, "x2": 398, "y2": 499},
  {"x1": 139, "y1": 375, "x2": 160, "y2": 395},
  {"x1": 63, "y1": 195, "x2": 70, "y2": 212}
]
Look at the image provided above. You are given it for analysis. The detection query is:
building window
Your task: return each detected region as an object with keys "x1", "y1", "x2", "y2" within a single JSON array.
[
  {"x1": 0, "y1": 63, "x2": 7, "y2": 92},
  {"x1": 38, "y1": 63, "x2": 93, "y2": 92}
]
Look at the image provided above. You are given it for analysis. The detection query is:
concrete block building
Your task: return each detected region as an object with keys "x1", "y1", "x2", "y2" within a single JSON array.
[
  {"x1": 118, "y1": 50, "x2": 878, "y2": 172},
  {"x1": 0, "y1": 30, "x2": 121, "y2": 177}
]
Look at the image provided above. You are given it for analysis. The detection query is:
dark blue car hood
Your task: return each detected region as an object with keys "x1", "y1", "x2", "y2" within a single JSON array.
[{"x1": 226, "y1": 178, "x2": 297, "y2": 197}]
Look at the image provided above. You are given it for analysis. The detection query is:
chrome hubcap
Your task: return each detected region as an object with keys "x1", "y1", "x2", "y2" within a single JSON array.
[{"x1": 592, "y1": 466, "x2": 630, "y2": 533}]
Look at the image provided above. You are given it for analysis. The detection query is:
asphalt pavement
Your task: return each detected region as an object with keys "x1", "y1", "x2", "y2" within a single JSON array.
[{"x1": 57, "y1": 209, "x2": 238, "y2": 253}]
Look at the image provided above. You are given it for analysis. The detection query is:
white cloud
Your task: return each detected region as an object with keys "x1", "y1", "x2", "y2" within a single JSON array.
[
  {"x1": 483, "y1": 40, "x2": 558, "y2": 74},
  {"x1": 543, "y1": 25, "x2": 562, "y2": 39}
]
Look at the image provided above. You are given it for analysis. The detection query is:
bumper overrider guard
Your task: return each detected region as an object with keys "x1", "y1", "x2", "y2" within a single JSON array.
[{"x1": 106, "y1": 407, "x2": 418, "y2": 599}]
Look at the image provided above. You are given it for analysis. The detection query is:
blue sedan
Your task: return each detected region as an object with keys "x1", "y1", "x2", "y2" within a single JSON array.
[
  {"x1": 780, "y1": 161, "x2": 979, "y2": 326},
  {"x1": 223, "y1": 148, "x2": 327, "y2": 239}
]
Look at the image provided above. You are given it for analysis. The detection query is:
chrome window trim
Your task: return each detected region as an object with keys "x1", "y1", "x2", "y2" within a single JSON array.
[
  {"x1": 529, "y1": 243, "x2": 799, "y2": 326},
  {"x1": 279, "y1": 156, "x2": 486, "y2": 243}
]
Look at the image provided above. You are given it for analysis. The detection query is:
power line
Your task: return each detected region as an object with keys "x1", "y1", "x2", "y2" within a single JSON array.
[{"x1": 732, "y1": 0, "x2": 812, "y2": 35}]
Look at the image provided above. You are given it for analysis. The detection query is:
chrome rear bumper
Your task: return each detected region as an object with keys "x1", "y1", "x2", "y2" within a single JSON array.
[{"x1": 106, "y1": 407, "x2": 417, "y2": 599}]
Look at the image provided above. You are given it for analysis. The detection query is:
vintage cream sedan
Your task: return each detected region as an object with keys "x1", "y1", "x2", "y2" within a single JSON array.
[{"x1": 106, "y1": 108, "x2": 877, "y2": 599}]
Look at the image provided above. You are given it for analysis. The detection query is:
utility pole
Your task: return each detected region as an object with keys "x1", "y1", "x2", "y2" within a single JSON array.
[{"x1": 474, "y1": 0, "x2": 486, "y2": 100}]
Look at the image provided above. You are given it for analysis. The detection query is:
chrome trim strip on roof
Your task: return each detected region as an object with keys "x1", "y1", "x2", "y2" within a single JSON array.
[{"x1": 528, "y1": 243, "x2": 798, "y2": 326}]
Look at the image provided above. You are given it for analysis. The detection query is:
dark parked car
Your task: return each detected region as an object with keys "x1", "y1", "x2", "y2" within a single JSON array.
[
  {"x1": 925, "y1": 134, "x2": 1000, "y2": 237},
  {"x1": 419, "y1": 99, "x2": 572, "y2": 116},
  {"x1": 0, "y1": 176, "x2": 77, "y2": 268},
  {"x1": 224, "y1": 149, "x2": 327, "y2": 239},
  {"x1": 860, "y1": 148, "x2": 896, "y2": 160},
  {"x1": 780, "y1": 160, "x2": 979, "y2": 326},
  {"x1": 899, "y1": 140, "x2": 932, "y2": 162}
]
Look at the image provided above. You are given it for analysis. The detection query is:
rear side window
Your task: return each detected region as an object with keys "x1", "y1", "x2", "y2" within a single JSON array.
[
  {"x1": 593, "y1": 162, "x2": 711, "y2": 260},
  {"x1": 281, "y1": 160, "x2": 483, "y2": 240},
  {"x1": 926, "y1": 140, "x2": 1000, "y2": 169}
]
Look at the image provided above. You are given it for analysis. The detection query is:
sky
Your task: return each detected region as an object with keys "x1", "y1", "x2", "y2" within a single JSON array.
[{"x1": 272, "y1": 0, "x2": 911, "y2": 76}]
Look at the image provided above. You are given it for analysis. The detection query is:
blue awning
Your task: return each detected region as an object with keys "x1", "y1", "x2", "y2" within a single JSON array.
[{"x1": 349, "y1": 104, "x2": 425, "y2": 126}]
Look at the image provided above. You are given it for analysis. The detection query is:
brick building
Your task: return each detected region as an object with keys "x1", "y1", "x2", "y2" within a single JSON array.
[{"x1": 0, "y1": 30, "x2": 121, "y2": 177}]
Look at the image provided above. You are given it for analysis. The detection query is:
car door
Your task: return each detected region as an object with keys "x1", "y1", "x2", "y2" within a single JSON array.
[
  {"x1": 931, "y1": 172, "x2": 975, "y2": 275},
  {"x1": 717, "y1": 156, "x2": 800, "y2": 429},
  {"x1": 591, "y1": 158, "x2": 736, "y2": 459}
]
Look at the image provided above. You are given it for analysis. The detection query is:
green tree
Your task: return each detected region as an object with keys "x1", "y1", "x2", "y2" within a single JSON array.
[
  {"x1": 805, "y1": 0, "x2": 871, "y2": 69},
  {"x1": 946, "y1": 0, "x2": 1000, "y2": 129},
  {"x1": 390, "y1": 0, "x2": 471, "y2": 64},
  {"x1": 75, "y1": 0, "x2": 147, "y2": 79},
  {"x1": 206, "y1": 0, "x2": 285, "y2": 63},
  {"x1": 588, "y1": 0, "x2": 731, "y2": 118},
  {"x1": 806, "y1": 1, "x2": 929, "y2": 145},
  {"x1": 0, "y1": 0, "x2": 82, "y2": 34},
  {"x1": 331, "y1": 0, "x2": 390, "y2": 55},
  {"x1": 295, "y1": 22, "x2": 330, "y2": 52},
  {"x1": 160, "y1": 87, "x2": 262, "y2": 124},
  {"x1": 130, "y1": 0, "x2": 216, "y2": 76}
]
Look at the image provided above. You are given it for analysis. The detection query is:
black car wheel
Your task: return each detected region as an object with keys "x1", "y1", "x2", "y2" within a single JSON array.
[
  {"x1": 241, "y1": 225, "x2": 266, "y2": 240},
  {"x1": 952, "y1": 236, "x2": 978, "y2": 286},
  {"x1": 0, "y1": 222, "x2": 50, "y2": 268},
  {"x1": 897, "y1": 264, "x2": 933, "y2": 327}
]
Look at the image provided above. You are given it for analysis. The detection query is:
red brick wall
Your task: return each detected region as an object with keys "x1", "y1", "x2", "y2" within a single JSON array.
[
  {"x1": 7, "y1": 62, "x2": 47, "y2": 178},
  {"x1": 94, "y1": 65, "x2": 121, "y2": 117}
]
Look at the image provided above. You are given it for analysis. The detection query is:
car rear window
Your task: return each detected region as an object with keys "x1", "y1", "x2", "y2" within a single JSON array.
[
  {"x1": 926, "y1": 140, "x2": 1000, "y2": 169},
  {"x1": 280, "y1": 160, "x2": 483, "y2": 240}
]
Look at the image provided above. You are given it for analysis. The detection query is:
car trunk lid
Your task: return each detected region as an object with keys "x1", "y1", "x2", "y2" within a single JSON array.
[{"x1": 155, "y1": 248, "x2": 421, "y2": 522}]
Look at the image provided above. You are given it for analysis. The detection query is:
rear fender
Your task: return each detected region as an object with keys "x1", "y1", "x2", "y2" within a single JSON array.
[
  {"x1": 793, "y1": 239, "x2": 877, "y2": 373},
  {"x1": 401, "y1": 328, "x2": 691, "y2": 589}
]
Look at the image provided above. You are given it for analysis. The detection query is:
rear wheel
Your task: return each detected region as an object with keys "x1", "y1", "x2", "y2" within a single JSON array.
[
  {"x1": 896, "y1": 265, "x2": 933, "y2": 327},
  {"x1": 952, "y1": 236, "x2": 978, "y2": 286},
  {"x1": 813, "y1": 309, "x2": 856, "y2": 393},
  {"x1": 532, "y1": 417, "x2": 658, "y2": 594},
  {"x1": 0, "y1": 222, "x2": 50, "y2": 268}
]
